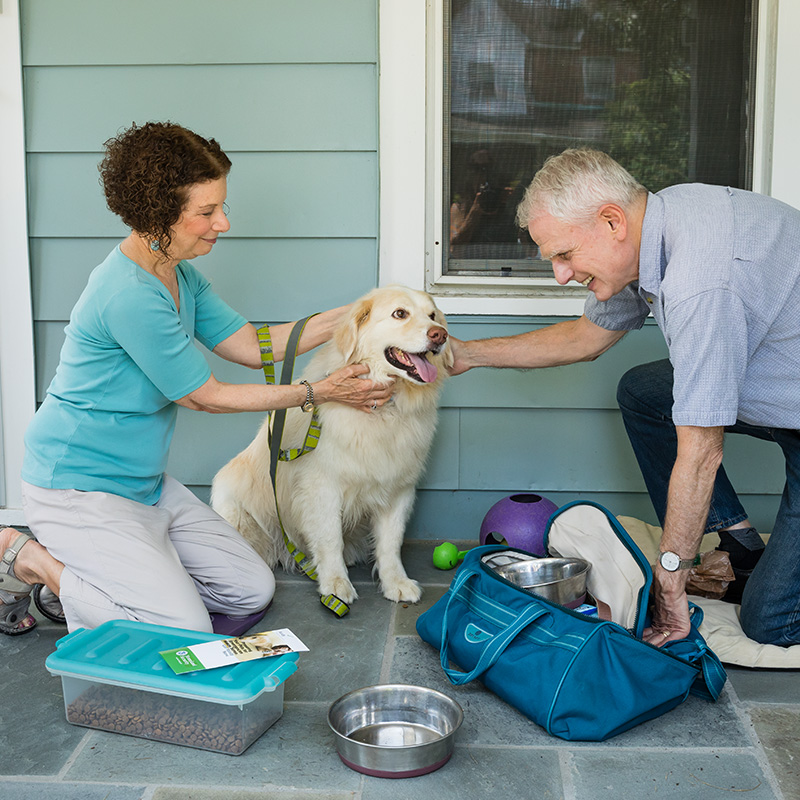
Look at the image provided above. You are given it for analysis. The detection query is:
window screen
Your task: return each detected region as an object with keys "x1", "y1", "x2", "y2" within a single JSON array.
[{"x1": 444, "y1": 0, "x2": 756, "y2": 279}]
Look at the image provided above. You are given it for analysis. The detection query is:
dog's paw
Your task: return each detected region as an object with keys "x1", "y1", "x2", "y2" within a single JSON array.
[
  {"x1": 382, "y1": 578, "x2": 423, "y2": 604},
  {"x1": 319, "y1": 576, "x2": 358, "y2": 604}
]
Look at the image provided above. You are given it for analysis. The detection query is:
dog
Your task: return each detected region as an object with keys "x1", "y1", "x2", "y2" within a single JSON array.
[{"x1": 211, "y1": 285, "x2": 451, "y2": 605}]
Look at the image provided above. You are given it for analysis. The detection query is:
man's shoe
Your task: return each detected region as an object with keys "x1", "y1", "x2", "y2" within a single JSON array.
[{"x1": 716, "y1": 528, "x2": 764, "y2": 604}]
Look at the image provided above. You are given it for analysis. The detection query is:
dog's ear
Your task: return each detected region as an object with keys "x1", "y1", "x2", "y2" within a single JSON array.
[{"x1": 335, "y1": 296, "x2": 373, "y2": 362}]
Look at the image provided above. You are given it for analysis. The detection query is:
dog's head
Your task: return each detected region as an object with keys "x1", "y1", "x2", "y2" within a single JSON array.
[{"x1": 334, "y1": 286, "x2": 452, "y2": 386}]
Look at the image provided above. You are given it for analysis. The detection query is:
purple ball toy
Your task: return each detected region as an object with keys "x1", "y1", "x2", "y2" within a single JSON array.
[{"x1": 479, "y1": 493, "x2": 558, "y2": 556}]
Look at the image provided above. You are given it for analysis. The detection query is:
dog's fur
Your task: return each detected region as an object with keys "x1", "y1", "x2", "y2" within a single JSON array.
[{"x1": 211, "y1": 286, "x2": 451, "y2": 605}]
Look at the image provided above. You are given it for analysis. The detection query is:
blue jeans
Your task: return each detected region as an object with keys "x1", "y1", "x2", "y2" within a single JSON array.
[{"x1": 617, "y1": 359, "x2": 800, "y2": 646}]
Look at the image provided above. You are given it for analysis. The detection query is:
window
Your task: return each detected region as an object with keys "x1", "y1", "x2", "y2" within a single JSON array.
[{"x1": 437, "y1": 0, "x2": 757, "y2": 292}]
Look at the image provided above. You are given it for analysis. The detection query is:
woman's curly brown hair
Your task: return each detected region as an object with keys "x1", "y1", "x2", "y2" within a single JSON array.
[{"x1": 99, "y1": 121, "x2": 232, "y2": 256}]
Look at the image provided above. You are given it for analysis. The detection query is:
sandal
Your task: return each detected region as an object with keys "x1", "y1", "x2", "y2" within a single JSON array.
[{"x1": 0, "y1": 529, "x2": 37, "y2": 636}]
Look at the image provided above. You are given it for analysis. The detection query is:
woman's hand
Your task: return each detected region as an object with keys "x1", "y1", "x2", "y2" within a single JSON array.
[{"x1": 313, "y1": 365, "x2": 395, "y2": 412}]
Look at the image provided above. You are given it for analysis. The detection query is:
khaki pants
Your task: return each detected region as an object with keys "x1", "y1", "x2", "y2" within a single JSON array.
[{"x1": 21, "y1": 476, "x2": 274, "y2": 633}]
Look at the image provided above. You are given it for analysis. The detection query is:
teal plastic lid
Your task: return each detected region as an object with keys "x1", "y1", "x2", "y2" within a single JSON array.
[{"x1": 45, "y1": 619, "x2": 299, "y2": 705}]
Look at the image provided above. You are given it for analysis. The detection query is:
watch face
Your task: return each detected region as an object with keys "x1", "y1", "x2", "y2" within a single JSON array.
[{"x1": 660, "y1": 551, "x2": 680, "y2": 571}]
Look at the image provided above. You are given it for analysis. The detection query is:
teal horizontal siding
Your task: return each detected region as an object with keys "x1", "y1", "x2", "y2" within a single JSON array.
[
  {"x1": 27, "y1": 152, "x2": 378, "y2": 238},
  {"x1": 185, "y1": 485, "x2": 783, "y2": 543},
  {"x1": 21, "y1": 0, "x2": 377, "y2": 65},
  {"x1": 31, "y1": 238, "x2": 378, "y2": 322},
  {"x1": 24, "y1": 65, "x2": 377, "y2": 153},
  {"x1": 458, "y1": 407, "x2": 643, "y2": 491},
  {"x1": 404, "y1": 490, "x2": 783, "y2": 542},
  {"x1": 443, "y1": 319, "x2": 669, "y2": 409}
]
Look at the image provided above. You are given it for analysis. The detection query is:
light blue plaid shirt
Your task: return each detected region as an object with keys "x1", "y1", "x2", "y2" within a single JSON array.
[{"x1": 585, "y1": 184, "x2": 800, "y2": 429}]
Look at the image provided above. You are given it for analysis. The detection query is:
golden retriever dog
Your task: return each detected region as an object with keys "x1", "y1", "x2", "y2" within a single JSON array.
[{"x1": 211, "y1": 286, "x2": 451, "y2": 605}]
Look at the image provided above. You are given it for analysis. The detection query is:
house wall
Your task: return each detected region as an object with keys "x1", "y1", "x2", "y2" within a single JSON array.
[{"x1": 18, "y1": 0, "x2": 785, "y2": 538}]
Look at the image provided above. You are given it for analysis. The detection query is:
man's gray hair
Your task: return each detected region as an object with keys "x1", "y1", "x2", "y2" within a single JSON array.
[{"x1": 516, "y1": 149, "x2": 647, "y2": 229}]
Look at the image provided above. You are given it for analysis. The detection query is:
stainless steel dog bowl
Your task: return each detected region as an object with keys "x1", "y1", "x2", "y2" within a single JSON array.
[
  {"x1": 328, "y1": 684, "x2": 463, "y2": 778},
  {"x1": 490, "y1": 556, "x2": 591, "y2": 608}
]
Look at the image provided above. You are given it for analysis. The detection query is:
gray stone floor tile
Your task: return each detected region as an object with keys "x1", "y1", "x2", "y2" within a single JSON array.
[
  {"x1": 398, "y1": 540, "x2": 473, "y2": 587},
  {"x1": 393, "y1": 585, "x2": 447, "y2": 635},
  {"x1": 390, "y1": 637, "x2": 750, "y2": 748},
  {"x1": 389, "y1": 635, "x2": 555, "y2": 745},
  {"x1": 0, "y1": 614, "x2": 85, "y2": 776},
  {"x1": 260, "y1": 581, "x2": 392, "y2": 702},
  {"x1": 726, "y1": 666, "x2": 800, "y2": 704},
  {"x1": 750, "y1": 706, "x2": 800, "y2": 800},
  {"x1": 152, "y1": 789, "x2": 354, "y2": 800},
  {"x1": 273, "y1": 560, "x2": 373, "y2": 585},
  {"x1": 359, "y1": 747, "x2": 561, "y2": 800},
  {"x1": 569, "y1": 751, "x2": 778, "y2": 799},
  {"x1": 0, "y1": 785, "x2": 145, "y2": 800},
  {"x1": 64, "y1": 703, "x2": 360, "y2": 793}
]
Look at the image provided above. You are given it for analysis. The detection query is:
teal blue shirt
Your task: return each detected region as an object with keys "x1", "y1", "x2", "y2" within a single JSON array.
[{"x1": 22, "y1": 246, "x2": 248, "y2": 504}]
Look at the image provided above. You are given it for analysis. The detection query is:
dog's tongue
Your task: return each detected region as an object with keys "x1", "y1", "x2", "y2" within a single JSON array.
[{"x1": 409, "y1": 353, "x2": 438, "y2": 383}]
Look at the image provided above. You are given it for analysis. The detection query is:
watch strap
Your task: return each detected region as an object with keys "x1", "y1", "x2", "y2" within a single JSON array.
[{"x1": 660, "y1": 551, "x2": 702, "y2": 571}]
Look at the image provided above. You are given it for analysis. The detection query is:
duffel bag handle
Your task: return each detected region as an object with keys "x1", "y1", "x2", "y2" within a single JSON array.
[
  {"x1": 439, "y1": 563, "x2": 550, "y2": 686},
  {"x1": 662, "y1": 602, "x2": 727, "y2": 701}
]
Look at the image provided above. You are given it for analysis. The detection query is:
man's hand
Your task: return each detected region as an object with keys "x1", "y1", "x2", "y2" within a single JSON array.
[
  {"x1": 447, "y1": 337, "x2": 472, "y2": 376},
  {"x1": 645, "y1": 424, "x2": 724, "y2": 647},
  {"x1": 643, "y1": 568, "x2": 692, "y2": 646}
]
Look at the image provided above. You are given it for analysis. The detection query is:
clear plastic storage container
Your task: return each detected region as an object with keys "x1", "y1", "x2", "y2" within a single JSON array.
[{"x1": 45, "y1": 619, "x2": 298, "y2": 755}]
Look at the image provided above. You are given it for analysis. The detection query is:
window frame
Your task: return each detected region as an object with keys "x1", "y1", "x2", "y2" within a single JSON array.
[{"x1": 378, "y1": 0, "x2": 782, "y2": 317}]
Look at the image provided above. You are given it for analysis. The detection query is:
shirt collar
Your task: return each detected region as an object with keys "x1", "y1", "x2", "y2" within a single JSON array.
[{"x1": 637, "y1": 191, "x2": 666, "y2": 297}]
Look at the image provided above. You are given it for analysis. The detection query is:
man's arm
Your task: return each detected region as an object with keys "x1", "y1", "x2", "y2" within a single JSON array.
[
  {"x1": 644, "y1": 424, "x2": 724, "y2": 646},
  {"x1": 449, "y1": 313, "x2": 626, "y2": 375}
]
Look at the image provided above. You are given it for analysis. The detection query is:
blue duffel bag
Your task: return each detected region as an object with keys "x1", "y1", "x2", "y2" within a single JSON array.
[{"x1": 416, "y1": 501, "x2": 727, "y2": 741}]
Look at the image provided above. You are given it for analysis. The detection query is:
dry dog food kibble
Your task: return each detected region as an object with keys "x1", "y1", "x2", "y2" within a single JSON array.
[{"x1": 67, "y1": 683, "x2": 262, "y2": 754}]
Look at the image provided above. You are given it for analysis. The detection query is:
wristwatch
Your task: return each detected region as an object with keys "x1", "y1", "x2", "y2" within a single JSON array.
[
  {"x1": 299, "y1": 380, "x2": 314, "y2": 413},
  {"x1": 658, "y1": 550, "x2": 701, "y2": 572}
]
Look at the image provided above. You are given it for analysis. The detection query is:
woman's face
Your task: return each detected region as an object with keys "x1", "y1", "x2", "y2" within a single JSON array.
[{"x1": 169, "y1": 178, "x2": 230, "y2": 260}]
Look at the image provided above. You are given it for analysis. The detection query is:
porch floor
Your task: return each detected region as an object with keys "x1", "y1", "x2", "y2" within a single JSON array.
[{"x1": 2, "y1": 539, "x2": 798, "y2": 800}]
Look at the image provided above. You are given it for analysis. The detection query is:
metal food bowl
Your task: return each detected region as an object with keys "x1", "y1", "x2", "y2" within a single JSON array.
[
  {"x1": 328, "y1": 684, "x2": 463, "y2": 778},
  {"x1": 490, "y1": 556, "x2": 591, "y2": 608}
]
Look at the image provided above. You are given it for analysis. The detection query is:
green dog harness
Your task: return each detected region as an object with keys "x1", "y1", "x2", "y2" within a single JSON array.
[{"x1": 258, "y1": 317, "x2": 349, "y2": 617}]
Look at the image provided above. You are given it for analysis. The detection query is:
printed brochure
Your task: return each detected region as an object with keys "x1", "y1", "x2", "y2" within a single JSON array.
[{"x1": 160, "y1": 628, "x2": 308, "y2": 674}]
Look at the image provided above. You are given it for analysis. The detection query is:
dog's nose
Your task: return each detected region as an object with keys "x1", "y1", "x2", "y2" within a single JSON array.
[{"x1": 427, "y1": 326, "x2": 448, "y2": 345}]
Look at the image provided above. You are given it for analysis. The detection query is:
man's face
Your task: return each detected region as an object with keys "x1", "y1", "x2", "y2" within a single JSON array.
[{"x1": 529, "y1": 208, "x2": 639, "y2": 302}]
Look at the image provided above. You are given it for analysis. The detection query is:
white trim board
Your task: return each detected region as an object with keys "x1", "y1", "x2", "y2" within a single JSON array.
[{"x1": 0, "y1": 0, "x2": 35, "y2": 519}]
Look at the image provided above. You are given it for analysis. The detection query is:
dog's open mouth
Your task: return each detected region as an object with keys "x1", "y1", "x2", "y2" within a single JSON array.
[{"x1": 384, "y1": 347, "x2": 438, "y2": 383}]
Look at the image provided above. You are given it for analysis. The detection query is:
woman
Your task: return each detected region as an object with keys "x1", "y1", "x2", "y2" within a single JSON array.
[{"x1": 0, "y1": 122, "x2": 392, "y2": 636}]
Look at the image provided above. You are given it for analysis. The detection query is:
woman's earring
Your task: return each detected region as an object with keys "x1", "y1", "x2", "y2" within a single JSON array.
[{"x1": 150, "y1": 240, "x2": 160, "y2": 251}]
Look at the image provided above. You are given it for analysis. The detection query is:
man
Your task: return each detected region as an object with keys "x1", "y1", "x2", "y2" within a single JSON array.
[{"x1": 450, "y1": 148, "x2": 800, "y2": 648}]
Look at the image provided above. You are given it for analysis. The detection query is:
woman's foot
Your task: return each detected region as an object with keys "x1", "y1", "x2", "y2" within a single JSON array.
[{"x1": 0, "y1": 527, "x2": 38, "y2": 635}]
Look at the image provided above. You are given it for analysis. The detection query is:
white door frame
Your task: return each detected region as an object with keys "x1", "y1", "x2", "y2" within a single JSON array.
[{"x1": 0, "y1": 0, "x2": 36, "y2": 524}]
